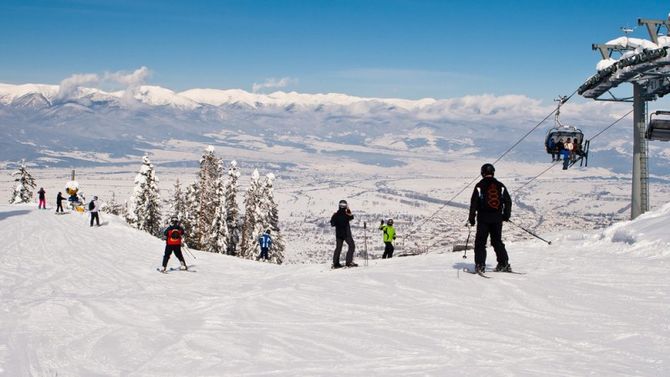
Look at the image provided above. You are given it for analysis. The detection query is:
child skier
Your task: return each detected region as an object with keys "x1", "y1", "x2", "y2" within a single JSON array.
[
  {"x1": 379, "y1": 219, "x2": 396, "y2": 258},
  {"x1": 161, "y1": 216, "x2": 188, "y2": 273}
]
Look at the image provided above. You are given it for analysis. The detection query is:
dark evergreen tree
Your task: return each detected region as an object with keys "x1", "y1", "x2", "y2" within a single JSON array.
[
  {"x1": 126, "y1": 155, "x2": 162, "y2": 236},
  {"x1": 224, "y1": 160, "x2": 241, "y2": 255}
]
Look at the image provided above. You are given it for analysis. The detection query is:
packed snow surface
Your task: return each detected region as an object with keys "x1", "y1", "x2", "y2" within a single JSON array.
[{"x1": 1, "y1": 204, "x2": 669, "y2": 376}]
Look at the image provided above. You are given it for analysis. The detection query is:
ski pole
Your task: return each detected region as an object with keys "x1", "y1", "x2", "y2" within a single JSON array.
[
  {"x1": 462, "y1": 224, "x2": 472, "y2": 259},
  {"x1": 508, "y1": 220, "x2": 552, "y2": 245},
  {"x1": 363, "y1": 221, "x2": 368, "y2": 267},
  {"x1": 183, "y1": 244, "x2": 197, "y2": 259}
]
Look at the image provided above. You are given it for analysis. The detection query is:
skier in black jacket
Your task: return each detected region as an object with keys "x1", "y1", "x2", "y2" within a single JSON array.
[
  {"x1": 56, "y1": 192, "x2": 65, "y2": 213},
  {"x1": 330, "y1": 200, "x2": 357, "y2": 268},
  {"x1": 468, "y1": 163, "x2": 512, "y2": 273}
]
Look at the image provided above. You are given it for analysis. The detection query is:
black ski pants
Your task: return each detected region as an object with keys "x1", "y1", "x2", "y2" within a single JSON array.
[
  {"x1": 90, "y1": 212, "x2": 100, "y2": 226},
  {"x1": 382, "y1": 242, "x2": 394, "y2": 259},
  {"x1": 258, "y1": 247, "x2": 269, "y2": 260},
  {"x1": 333, "y1": 236, "x2": 355, "y2": 265},
  {"x1": 474, "y1": 221, "x2": 509, "y2": 267},
  {"x1": 163, "y1": 245, "x2": 186, "y2": 268},
  {"x1": 56, "y1": 202, "x2": 64, "y2": 213}
]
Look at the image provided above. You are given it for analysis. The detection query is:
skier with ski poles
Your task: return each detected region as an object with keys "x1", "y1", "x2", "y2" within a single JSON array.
[
  {"x1": 160, "y1": 216, "x2": 188, "y2": 273},
  {"x1": 330, "y1": 199, "x2": 357, "y2": 268},
  {"x1": 468, "y1": 163, "x2": 513, "y2": 274},
  {"x1": 379, "y1": 219, "x2": 396, "y2": 258}
]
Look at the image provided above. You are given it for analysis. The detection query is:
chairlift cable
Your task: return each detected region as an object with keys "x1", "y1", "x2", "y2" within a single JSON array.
[
  {"x1": 514, "y1": 108, "x2": 633, "y2": 193},
  {"x1": 404, "y1": 89, "x2": 578, "y2": 253}
]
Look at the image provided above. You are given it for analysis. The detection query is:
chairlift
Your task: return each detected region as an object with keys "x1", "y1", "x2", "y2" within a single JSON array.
[
  {"x1": 543, "y1": 96, "x2": 590, "y2": 168},
  {"x1": 645, "y1": 111, "x2": 670, "y2": 142}
]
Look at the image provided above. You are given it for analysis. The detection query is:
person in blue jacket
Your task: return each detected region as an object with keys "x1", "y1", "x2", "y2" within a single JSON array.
[{"x1": 257, "y1": 229, "x2": 273, "y2": 261}]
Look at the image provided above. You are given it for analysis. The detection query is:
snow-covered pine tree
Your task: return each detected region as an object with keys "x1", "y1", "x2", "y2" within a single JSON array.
[
  {"x1": 263, "y1": 173, "x2": 285, "y2": 264},
  {"x1": 181, "y1": 182, "x2": 199, "y2": 247},
  {"x1": 224, "y1": 160, "x2": 241, "y2": 255},
  {"x1": 126, "y1": 155, "x2": 162, "y2": 236},
  {"x1": 189, "y1": 146, "x2": 222, "y2": 250},
  {"x1": 207, "y1": 175, "x2": 228, "y2": 253},
  {"x1": 9, "y1": 159, "x2": 36, "y2": 204},
  {"x1": 169, "y1": 178, "x2": 188, "y2": 221},
  {"x1": 239, "y1": 169, "x2": 262, "y2": 259},
  {"x1": 251, "y1": 173, "x2": 285, "y2": 264},
  {"x1": 102, "y1": 192, "x2": 125, "y2": 216}
]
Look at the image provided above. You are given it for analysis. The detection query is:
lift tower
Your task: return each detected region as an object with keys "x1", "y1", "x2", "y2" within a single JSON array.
[{"x1": 578, "y1": 16, "x2": 670, "y2": 219}]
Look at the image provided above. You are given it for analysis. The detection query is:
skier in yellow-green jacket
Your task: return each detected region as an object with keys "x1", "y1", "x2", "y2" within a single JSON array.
[{"x1": 379, "y1": 219, "x2": 396, "y2": 259}]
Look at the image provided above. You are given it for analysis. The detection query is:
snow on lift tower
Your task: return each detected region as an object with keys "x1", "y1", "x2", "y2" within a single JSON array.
[
  {"x1": 645, "y1": 111, "x2": 670, "y2": 141},
  {"x1": 65, "y1": 169, "x2": 85, "y2": 212},
  {"x1": 544, "y1": 96, "x2": 590, "y2": 167}
]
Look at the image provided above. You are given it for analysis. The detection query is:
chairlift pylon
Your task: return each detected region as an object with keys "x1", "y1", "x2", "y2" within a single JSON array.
[{"x1": 645, "y1": 110, "x2": 670, "y2": 141}]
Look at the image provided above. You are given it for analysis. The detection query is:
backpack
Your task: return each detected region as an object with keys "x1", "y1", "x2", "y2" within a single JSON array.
[
  {"x1": 166, "y1": 228, "x2": 182, "y2": 245},
  {"x1": 88, "y1": 200, "x2": 95, "y2": 211},
  {"x1": 479, "y1": 181, "x2": 503, "y2": 213}
]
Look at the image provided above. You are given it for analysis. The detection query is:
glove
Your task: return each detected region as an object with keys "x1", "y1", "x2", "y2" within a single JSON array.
[
  {"x1": 468, "y1": 218, "x2": 475, "y2": 226},
  {"x1": 380, "y1": 219, "x2": 384, "y2": 225},
  {"x1": 502, "y1": 215, "x2": 510, "y2": 222}
]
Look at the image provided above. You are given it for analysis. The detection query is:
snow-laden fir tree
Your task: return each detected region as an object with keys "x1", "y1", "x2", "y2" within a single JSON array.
[
  {"x1": 207, "y1": 175, "x2": 228, "y2": 253},
  {"x1": 126, "y1": 155, "x2": 162, "y2": 236},
  {"x1": 224, "y1": 160, "x2": 241, "y2": 255},
  {"x1": 9, "y1": 159, "x2": 36, "y2": 204},
  {"x1": 239, "y1": 169, "x2": 263, "y2": 259},
  {"x1": 102, "y1": 192, "x2": 125, "y2": 216},
  {"x1": 180, "y1": 182, "x2": 199, "y2": 247},
  {"x1": 262, "y1": 173, "x2": 285, "y2": 264},
  {"x1": 251, "y1": 173, "x2": 285, "y2": 264},
  {"x1": 189, "y1": 146, "x2": 222, "y2": 250},
  {"x1": 169, "y1": 178, "x2": 188, "y2": 221}
]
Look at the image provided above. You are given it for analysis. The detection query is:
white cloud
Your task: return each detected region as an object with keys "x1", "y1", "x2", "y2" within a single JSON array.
[
  {"x1": 252, "y1": 77, "x2": 296, "y2": 93},
  {"x1": 55, "y1": 66, "x2": 151, "y2": 102}
]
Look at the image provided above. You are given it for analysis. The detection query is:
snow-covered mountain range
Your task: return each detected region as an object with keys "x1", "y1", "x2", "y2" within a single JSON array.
[{"x1": 0, "y1": 82, "x2": 667, "y2": 175}]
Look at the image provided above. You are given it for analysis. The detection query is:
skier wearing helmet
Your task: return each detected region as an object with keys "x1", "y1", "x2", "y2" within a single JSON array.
[
  {"x1": 330, "y1": 199, "x2": 357, "y2": 268},
  {"x1": 468, "y1": 163, "x2": 512, "y2": 274},
  {"x1": 160, "y1": 216, "x2": 188, "y2": 273},
  {"x1": 379, "y1": 218, "x2": 397, "y2": 259}
]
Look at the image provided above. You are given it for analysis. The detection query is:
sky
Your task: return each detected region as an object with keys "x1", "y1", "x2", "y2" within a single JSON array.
[{"x1": 0, "y1": 0, "x2": 668, "y2": 101}]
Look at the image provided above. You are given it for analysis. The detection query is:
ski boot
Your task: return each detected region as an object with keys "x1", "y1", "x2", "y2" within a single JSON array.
[
  {"x1": 346, "y1": 262, "x2": 358, "y2": 268},
  {"x1": 180, "y1": 262, "x2": 188, "y2": 271},
  {"x1": 475, "y1": 264, "x2": 486, "y2": 274},
  {"x1": 494, "y1": 263, "x2": 512, "y2": 272},
  {"x1": 332, "y1": 263, "x2": 343, "y2": 269}
]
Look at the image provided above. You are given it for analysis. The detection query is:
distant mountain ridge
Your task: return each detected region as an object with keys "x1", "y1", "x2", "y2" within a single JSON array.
[{"x1": 0, "y1": 82, "x2": 661, "y2": 175}]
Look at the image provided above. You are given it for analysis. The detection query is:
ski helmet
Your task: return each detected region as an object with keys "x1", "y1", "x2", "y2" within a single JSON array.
[
  {"x1": 338, "y1": 200, "x2": 348, "y2": 209},
  {"x1": 170, "y1": 216, "x2": 179, "y2": 224},
  {"x1": 388, "y1": 219, "x2": 394, "y2": 225},
  {"x1": 480, "y1": 163, "x2": 495, "y2": 177}
]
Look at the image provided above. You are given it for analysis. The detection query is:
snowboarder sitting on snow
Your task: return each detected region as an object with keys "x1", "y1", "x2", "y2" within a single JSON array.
[
  {"x1": 330, "y1": 199, "x2": 357, "y2": 268},
  {"x1": 468, "y1": 163, "x2": 512, "y2": 274},
  {"x1": 257, "y1": 229, "x2": 273, "y2": 261},
  {"x1": 89, "y1": 196, "x2": 100, "y2": 226},
  {"x1": 56, "y1": 192, "x2": 65, "y2": 213},
  {"x1": 379, "y1": 219, "x2": 396, "y2": 259},
  {"x1": 38, "y1": 187, "x2": 46, "y2": 209},
  {"x1": 161, "y1": 216, "x2": 188, "y2": 273}
]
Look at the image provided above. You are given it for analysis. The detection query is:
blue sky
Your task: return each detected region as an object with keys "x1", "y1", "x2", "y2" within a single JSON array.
[{"x1": 0, "y1": 0, "x2": 668, "y2": 101}]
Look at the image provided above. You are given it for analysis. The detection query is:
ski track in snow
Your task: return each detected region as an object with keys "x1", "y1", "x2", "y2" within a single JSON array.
[{"x1": 0, "y1": 205, "x2": 668, "y2": 376}]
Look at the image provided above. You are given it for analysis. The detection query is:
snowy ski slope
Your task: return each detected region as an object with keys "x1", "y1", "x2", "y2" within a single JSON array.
[{"x1": 0, "y1": 204, "x2": 668, "y2": 376}]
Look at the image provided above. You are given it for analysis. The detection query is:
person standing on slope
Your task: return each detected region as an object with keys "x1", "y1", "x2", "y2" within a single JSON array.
[
  {"x1": 257, "y1": 229, "x2": 273, "y2": 261},
  {"x1": 468, "y1": 163, "x2": 512, "y2": 273},
  {"x1": 330, "y1": 200, "x2": 357, "y2": 268},
  {"x1": 89, "y1": 196, "x2": 101, "y2": 226},
  {"x1": 161, "y1": 216, "x2": 188, "y2": 273},
  {"x1": 56, "y1": 192, "x2": 65, "y2": 213},
  {"x1": 37, "y1": 187, "x2": 46, "y2": 209},
  {"x1": 379, "y1": 219, "x2": 396, "y2": 259}
]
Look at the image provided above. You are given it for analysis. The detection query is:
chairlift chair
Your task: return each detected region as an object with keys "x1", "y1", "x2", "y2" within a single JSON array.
[
  {"x1": 544, "y1": 126, "x2": 590, "y2": 168},
  {"x1": 646, "y1": 111, "x2": 670, "y2": 142}
]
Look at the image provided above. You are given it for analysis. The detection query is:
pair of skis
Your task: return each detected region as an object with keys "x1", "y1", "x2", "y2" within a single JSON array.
[
  {"x1": 463, "y1": 267, "x2": 525, "y2": 278},
  {"x1": 157, "y1": 265, "x2": 197, "y2": 273}
]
